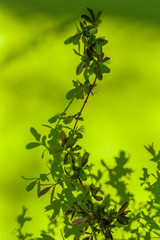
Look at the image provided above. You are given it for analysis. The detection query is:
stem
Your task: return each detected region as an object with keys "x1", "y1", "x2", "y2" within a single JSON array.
[
  {"x1": 73, "y1": 76, "x2": 97, "y2": 130},
  {"x1": 39, "y1": 177, "x2": 71, "y2": 186},
  {"x1": 78, "y1": 176, "x2": 87, "y2": 195},
  {"x1": 56, "y1": 97, "x2": 75, "y2": 127}
]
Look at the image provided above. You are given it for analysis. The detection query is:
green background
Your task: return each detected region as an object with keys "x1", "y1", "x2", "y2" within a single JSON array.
[{"x1": 0, "y1": 0, "x2": 160, "y2": 239}]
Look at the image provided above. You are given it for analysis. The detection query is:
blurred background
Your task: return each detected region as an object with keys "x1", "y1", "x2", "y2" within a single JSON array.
[{"x1": 0, "y1": 0, "x2": 160, "y2": 239}]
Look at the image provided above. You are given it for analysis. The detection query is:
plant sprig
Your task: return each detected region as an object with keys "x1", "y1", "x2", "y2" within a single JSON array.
[{"x1": 23, "y1": 8, "x2": 130, "y2": 240}]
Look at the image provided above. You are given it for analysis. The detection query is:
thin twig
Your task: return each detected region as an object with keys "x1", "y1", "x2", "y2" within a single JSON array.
[{"x1": 73, "y1": 76, "x2": 97, "y2": 130}]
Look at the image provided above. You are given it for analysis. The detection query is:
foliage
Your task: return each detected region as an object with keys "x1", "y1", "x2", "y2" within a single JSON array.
[{"x1": 15, "y1": 7, "x2": 160, "y2": 240}]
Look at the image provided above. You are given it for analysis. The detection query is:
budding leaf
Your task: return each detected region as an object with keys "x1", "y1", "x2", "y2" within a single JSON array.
[
  {"x1": 72, "y1": 217, "x2": 87, "y2": 226},
  {"x1": 65, "y1": 208, "x2": 73, "y2": 216},
  {"x1": 81, "y1": 14, "x2": 93, "y2": 23},
  {"x1": 26, "y1": 142, "x2": 41, "y2": 149},
  {"x1": 117, "y1": 215, "x2": 129, "y2": 225},
  {"x1": 38, "y1": 186, "x2": 51, "y2": 198},
  {"x1": 96, "y1": 11, "x2": 102, "y2": 21},
  {"x1": 87, "y1": 8, "x2": 95, "y2": 20},
  {"x1": 76, "y1": 62, "x2": 85, "y2": 75},
  {"x1": 50, "y1": 187, "x2": 55, "y2": 203},
  {"x1": 94, "y1": 195, "x2": 103, "y2": 201},
  {"x1": 59, "y1": 130, "x2": 67, "y2": 143},
  {"x1": 30, "y1": 127, "x2": 41, "y2": 141},
  {"x1": 118, "y1": 202, "x2": 129, "y2": 215},
  {"x1": 81, "y1": 152, "x2": 89, "y2": 167}
]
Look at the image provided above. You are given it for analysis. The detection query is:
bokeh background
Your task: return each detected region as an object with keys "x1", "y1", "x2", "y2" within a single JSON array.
[{"x1": 0, "y1": 0, "x2": 160, "y2": 239}]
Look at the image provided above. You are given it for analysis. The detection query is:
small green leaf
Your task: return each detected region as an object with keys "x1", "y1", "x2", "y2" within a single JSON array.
[
  {"x1": 80, "y1": 170, "x2": 87, "y2": 181},
  {"x1": 81, "y1": 152, "x2": 89, "y2": 167},
  {"x1": 65, "y1": 208, "x2": 73, "y2": 216},
  {"x1": 76, "y1": 87, "x2": 85, "y2": 99},
  {"x1": 26, "y1": 181, "x2": 37, "y2": 192},
  {"x1": 66, "y1": 89, "x2": 76, "y2": 100},
  {"x1": 72, "y1": 217, "x2": 87, "y2": 226},
  {"x1": 64, "y1": 34, "x2": 81, "y2": 45},
  {"x1": 95, "y1": 65, "x2": 102, "y2": 80},
  {"x1": 50, "y1": 146, "x2": 64, "y2": 154},
  {"x1": 75, "y1": 131, "x2": 83, "y2": 139},
  {"x1": 26, "y1": 142, "x2": 41, "y2": 149},
  {"x1": 87, "y1": 8, "x2": 95, "y2": 20},
  {"x1": 59, "y1": 179, "x2": 64, "y2": 189},
  {"x1": 97, "y1": 37, "x2": 108, "y2": 46},
  {"x1": 50, "y1": 187, "x2": 55, "y2": 203},
  {"x1": 96, "y1": 11, "x2": 102, "y2": 21},
  {"x1": 118, "y1": 202, "x2": 129, "y2": 215},
  {"x1": 73, "y1": 49, "x2": 82, "y2": 56},
  {"x1": 81, "y1": 14, "x2": 93, "y2": 23},
  {"x1": 71, "y1": 209, "x2": 76, "y2": 220},
  {"x1": 37, "y1": 180, "x2": 40, "y2": 194},
  {"x1": 30, "y1": 127, "x2": 41, "y2": 141},
  {"x1": 94, "y1": 195, "x2": 103, "y2": 201},
  {"x1": 48, "y1": 115, "x2": 58, "y2": 124},
  {"x1": 94, "y1": 187, "x2": 99, "y2": 195},
  {"x1": 100, "y1": 63, "x2": 110, "y2": 73},
  {"x1": 59, "y1": 130, "x2": 67, "y2": 143},
  {"x1": 38, "y1": 186, "x2": 51, "y2": 198},
  {"x1": 63, "y1": 116, "x2": 74, "y2": 124},
  {"x1": 76, "y1": 61, "x2": 85, "y2": 75},
  {"x1": 40, "y1": 174, "x2": 48, "y2": 181},
  {"x1": 95, "y1": 42, "x2": 102, "y2": 55},
  {"x1": 64, "y1": 153, "x2": 69, "y2": 165},
  {"x1": 42, "y1": 135, "x2": 47, "y2": 146},
  {"x1": 117, "y1": 215, "x2": 129, "y2": 225},
  {"x1": 102, "y1": 56, "x2": 110, "y2": 63}
]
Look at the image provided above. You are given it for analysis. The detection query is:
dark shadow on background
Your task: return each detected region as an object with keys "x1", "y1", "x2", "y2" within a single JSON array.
[{"x1": 0, "y1": 0, "x2": 160, "y2": 31}]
